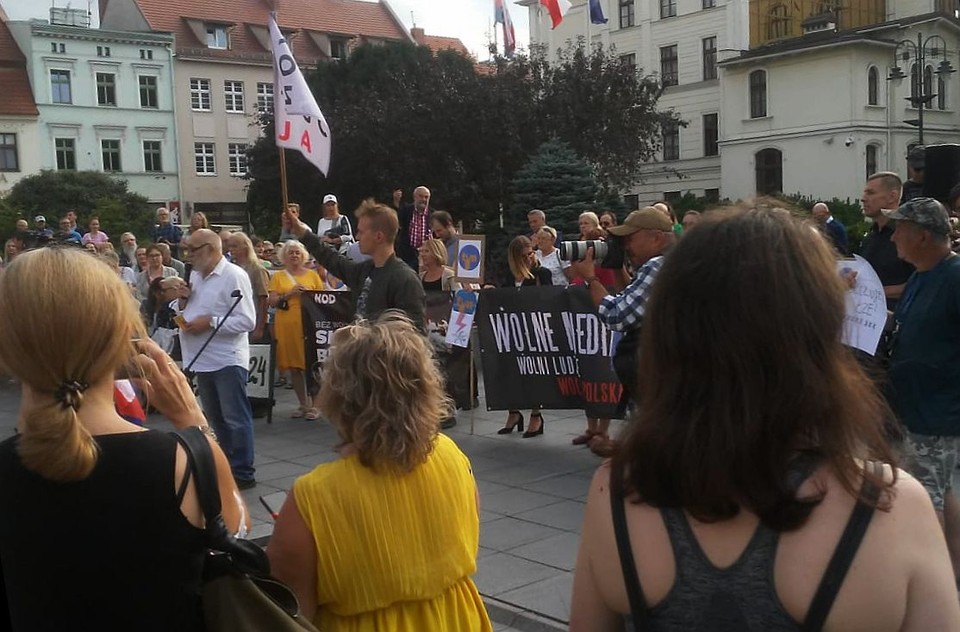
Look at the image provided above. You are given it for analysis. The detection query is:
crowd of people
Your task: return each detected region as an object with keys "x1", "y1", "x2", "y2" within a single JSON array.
[{"x1": 3, "y1": 168, "x2": 960, "y2": 630}]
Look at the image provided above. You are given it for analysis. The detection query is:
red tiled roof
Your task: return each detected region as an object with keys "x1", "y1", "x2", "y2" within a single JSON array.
[
  {"x1": 421, "y1": 34, "x2": 472, "y2": 58},
  {"x1": 124, "y1": 0, "x2": 409, "y2": 61},
  {"x1": 0, "y1": 20, "x2": 37, "y2": 116}
]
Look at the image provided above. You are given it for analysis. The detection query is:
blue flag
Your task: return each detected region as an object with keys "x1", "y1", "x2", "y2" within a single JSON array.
[{"x1": 589, "y1": 0, "x2": 608, "y2": 23}]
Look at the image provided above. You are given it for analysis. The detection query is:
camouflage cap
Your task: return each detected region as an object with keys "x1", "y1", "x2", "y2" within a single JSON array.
[{"x1": 883, "y1": 197, "x2": 950, "y2": 235}]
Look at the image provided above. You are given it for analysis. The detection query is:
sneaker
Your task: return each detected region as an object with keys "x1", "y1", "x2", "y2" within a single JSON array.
[
  {"x1": 440, "y1": 417, "x2": 457, "y2": 430},
  {"x1": 235, "y1": 478, "x2": 257, "y2": 490}
]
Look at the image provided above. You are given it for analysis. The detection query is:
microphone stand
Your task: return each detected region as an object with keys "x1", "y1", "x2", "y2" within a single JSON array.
[{"x1": 184, "y1": 291, "x2": 244, "y2": 376}]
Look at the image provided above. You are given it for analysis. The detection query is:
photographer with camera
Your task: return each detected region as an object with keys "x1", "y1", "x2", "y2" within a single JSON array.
[
  {"x1": 568, "y1": 208, "x2": 675, "y2": 455},
  {"x1": 316, "y1": 194, "x2": 354, "y2": 254}
]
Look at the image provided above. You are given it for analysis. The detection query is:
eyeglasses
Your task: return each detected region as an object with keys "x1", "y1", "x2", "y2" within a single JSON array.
[{"x1": 186, "y1": 243, "x2": 212, "y2": 255}]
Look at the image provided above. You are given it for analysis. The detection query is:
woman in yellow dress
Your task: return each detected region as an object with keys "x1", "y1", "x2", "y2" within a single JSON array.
[
  {"x1": 267, "y1": 240, "x2": 324, "y2": 419},
  {"x1": 268, "y1": 313, "x2": 492, "y2": 632}
]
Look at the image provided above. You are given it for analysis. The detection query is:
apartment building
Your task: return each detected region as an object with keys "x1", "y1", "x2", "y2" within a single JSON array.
[
  {"x1": 100, "y1": 0, "x2": 412, "y2": 223},
  {"x1": 7, "y1": 9, "x2": 178, "y2": 205},
  {"x1": 0, "y1": 15, "x2": 39, "y2": 195}
]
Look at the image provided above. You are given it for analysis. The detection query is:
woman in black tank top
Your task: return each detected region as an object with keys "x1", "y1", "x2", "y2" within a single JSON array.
[
  {"x1": 0, "y1": 248, "x2": 249, "y2": 631},
  {"x1": 570, "y1": 205, "x2": 960, "y2": 631}
]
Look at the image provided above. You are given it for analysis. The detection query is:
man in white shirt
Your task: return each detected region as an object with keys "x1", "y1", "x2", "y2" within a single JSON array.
[{"x1": 175, "y1": 229, "x2": 258, "y2": 489}]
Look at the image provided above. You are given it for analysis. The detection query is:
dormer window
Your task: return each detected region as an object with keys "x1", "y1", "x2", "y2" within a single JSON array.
[
  {"x1": 206, "y1": 25, "x2": 228, "y2": 49},
  {"x1": 330, "y1": 38, "x2": 347, "y2": 60}
]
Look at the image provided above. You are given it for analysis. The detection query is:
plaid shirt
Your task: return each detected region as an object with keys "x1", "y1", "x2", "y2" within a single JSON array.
[
  {"x1": 597, "y1": 255, "x2": 664, "y2": 332},
  {"x1": 409, "y1": 206, "x2": 429, "y2": 249}
]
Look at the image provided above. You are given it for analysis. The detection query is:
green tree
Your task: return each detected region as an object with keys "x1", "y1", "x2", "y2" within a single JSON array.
[{"x1": 6, "y1": 170, "x2": 153, "y2": 242}]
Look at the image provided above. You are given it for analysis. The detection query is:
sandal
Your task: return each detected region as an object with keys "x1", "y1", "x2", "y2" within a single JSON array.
[
  {"x1": 304, "y1": 408, "x2": 320, "y2": 421},
  {"x1": 572, "y1": 430, "x2": 597, "y2": 445},
  {"x1": 273, "y1": 377, "x2": 287, "y2": 388},
  {"x1": 291, "y1": 406, "x2": 305, "y2": 418}
]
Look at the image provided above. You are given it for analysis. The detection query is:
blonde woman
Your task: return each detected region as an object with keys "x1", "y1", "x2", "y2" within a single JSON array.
[
  {"x1": 268, "y1": 239, "x2": 325, "y2": 419},
  {"x1": 268, "y1": 313, "x2": 492, "y2": 631},
  {"x1": 0, "y1": 247, "x2": 247, "y2": 630},
  {"x1": 418, "y1": 238, "x2": 461, "y2": 292},
  {"x1": 535, "y1": 226, "x2": 571, "y2": 287},
  {"x1": 227, "y1": 232, "x2": 270, "y2": 343}
]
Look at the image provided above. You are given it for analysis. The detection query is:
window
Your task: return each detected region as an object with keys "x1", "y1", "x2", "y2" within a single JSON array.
[
  {"x1": 190, "y1": 78, "x2": 211, "y2": 111},
  {"x1": 705, "y1": 188, "x2": 720, "y2": 202},
  {"x1": 0, "y1": 133, "x2": 18, "y2": 171},
  {"x1": 767, "y1": 4, "x2": 790, "y2": 39},
  {"x1": 660, "y1": 0, "x2": 676, "y2": 18},
  {"x1": 330, "y1": 39, "x2": 348, "y2": 60},
  {"x1": 663, "y1": 122, "x2": 680, "y2": 161},
  {"x1": 59, "y1": 43, "x2": 66, "y2": 53},
  {"x1": 620, "y1": 53, "x2": 637, "y2": 73},
  {"x1": 50, "y1": 69, "x2": 72, "y2": 104},
  {"x1": 755, "y1": 148, "x2": 782, "y2": 195},
  {"x1": 139, "y1": 49, "x2": 154, "y2": 60},
  {"x1": 143, "y1": 140, "x2": 162, "y2": 172},
  {"x1": 256, "y1": 82, "x2": 274, "y2": 113},
  {"x1": 101, "y1": 139, "x2": 121, "y2": 172},
  {"x1": 703, "y1": 0, "x2": 716, "y2": 8},
  {"x1": 867, "y1": 66, "x2": 879, "y2": 105},
  {"x1": 660, "y1": 45, "x2": 678, "y2": 87},
  {"x1": 624, "y1": 193, "x2": 639, "y2": 210},
  {"x1": 51, "y1": 42, "x2": 57, "y2": 53},
  {"x1": 96, "y1": 72, "x2": 116, "y2": 106},
  {"x1": 749, "y1": 69, "x2": 767, "y2": 118},
  {"x1": 703, "y1": 113, "x2": 719, "y2": 156},
  {"x1": 55, "y1": 138, "x2": 76, "y2": 170},
  {"x1": 866, "y1": 144, "x2": 878, "y2": 180},
  {"x1": 702, "y1": 37, "x2": 717, "y2": 81},
  {"x1": 924, "y1": 65, "x2": 933, "y2": 98},
  {"x1": 139, "y1": 76, "x2": 158, "y2": 108},
  {"x1": 938, "y1": 75, "x2": 947, "y2": 110},
  {"x1": 910, "y1": 63, "x2": 920, "y2": 102},
  {"x1": 619, "y1": 0, "x2": 635, "y2": 27},
  {"x1": 195, "y1": 142, "x2": 216, "y2": 175},
  {"x1": 228, "y1": 143, "x2": 248, "y2": 176},
  {"x1": 224, "y1": 80, "x2": 245, "y2": 113},
  {"x1": 664, "y1": 191, "x2": 682, "y2": 204},
  {"x1": 96, "y1": 46, "x2": 111, "y2": 57},
  {"x1": 206, "y1": 25, "x2": 228, "y2": 49}
]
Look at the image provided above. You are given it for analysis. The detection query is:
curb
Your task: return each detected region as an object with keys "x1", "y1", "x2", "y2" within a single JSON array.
[{"x1": 482, "y1": 595, "x2": 568, "y2": 632}]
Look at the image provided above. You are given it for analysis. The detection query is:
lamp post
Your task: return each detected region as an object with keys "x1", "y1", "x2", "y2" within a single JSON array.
[{"x1": 887, "y1": 33, "x2": 955, "y2": 145}]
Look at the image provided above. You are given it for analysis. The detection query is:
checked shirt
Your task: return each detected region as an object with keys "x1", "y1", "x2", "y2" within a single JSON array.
[{"x1": 597, "y1": 255, "x2": 664, "y2": 332}]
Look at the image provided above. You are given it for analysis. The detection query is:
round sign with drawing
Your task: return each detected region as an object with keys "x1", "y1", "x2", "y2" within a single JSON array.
[{"x1": 454, "y1": 235, "x2": 485, "y2": 284}]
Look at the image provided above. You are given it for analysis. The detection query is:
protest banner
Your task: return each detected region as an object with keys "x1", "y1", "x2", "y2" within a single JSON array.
[
  {"x1": 454, "y1": 235, "x2": 485, "y2": 284},
  {"x1": 302, "y1": 291, "x2": 355, "y2": 392},
  {"x1": 838, "y1": 255, "x2": 886, "y2": 355},
  {"x1": 476, "y1": 286, "x2": 623, "y2": 418},
  {"x1": 423, "y1": 290, "x2": 474, "y2": 410},
  {"x1": 446, "y1": 290, "x2": 478, "y2": 348},
  {"x1": 247, "y1": 344, "x2": 272, "y2": 400}
]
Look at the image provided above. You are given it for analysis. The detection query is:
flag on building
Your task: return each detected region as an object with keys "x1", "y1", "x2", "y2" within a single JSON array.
[
  {"x1": 589, "y1": 0, "x2": 608, "y2": 24},
  {"x1": 540, "y1": 0, "x2": 572, "y2": 28},
  {"x1": 494, "y1": 0, "x2": 516, "y2": 57},
  {"x1": 268, "y1": 12, "x2": 331, "y2": 175}
]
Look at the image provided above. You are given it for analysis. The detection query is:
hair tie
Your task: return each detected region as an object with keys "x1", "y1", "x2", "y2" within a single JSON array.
[{"x1": 55, "y1": 379, "x2": 89, "y2": 411}]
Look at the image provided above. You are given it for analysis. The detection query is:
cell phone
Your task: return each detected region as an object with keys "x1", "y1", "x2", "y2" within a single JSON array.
[
  {"x1": 259, "y1": 491, "x2": 287, "y2": 520},
  {"x1": 174, "y1": 314, "x2": 187, "y2": 329}
]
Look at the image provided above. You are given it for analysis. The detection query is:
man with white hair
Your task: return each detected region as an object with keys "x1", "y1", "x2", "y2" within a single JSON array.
[
  {"x1": 812, "y1": 202, "x2": 848, "y2": 255},
  {"x1": 396, "y1": 185, "x2": 432, "y2": 269},
  {"x1": 152, "y1": 207, "x2": 183, "y2": 258},
  {"x1": 118, "y1": 232, "x2": 138, "y2": 269}
]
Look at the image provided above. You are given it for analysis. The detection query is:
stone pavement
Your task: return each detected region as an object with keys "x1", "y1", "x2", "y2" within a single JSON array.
[{"x1": 0, "y1": 376, "x2": 614, "y2": 630}]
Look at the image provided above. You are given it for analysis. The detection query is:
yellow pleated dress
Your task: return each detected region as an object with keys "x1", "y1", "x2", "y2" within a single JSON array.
[{"x1": 293, "y1": 433, "x2": 493, "y2": 632}]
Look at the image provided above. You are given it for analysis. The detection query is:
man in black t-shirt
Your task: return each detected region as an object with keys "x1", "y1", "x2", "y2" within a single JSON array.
[{"x1": 858, "y1": 171, "x2": 915, "y2": 311}]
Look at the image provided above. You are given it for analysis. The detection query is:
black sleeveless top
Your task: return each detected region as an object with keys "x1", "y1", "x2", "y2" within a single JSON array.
[
  {"x1": 611, "y1": 456, "x2": 880, "y2": 632},
  {"x1": 0, "y1": 430, "x2": 206, "y2": 631}
]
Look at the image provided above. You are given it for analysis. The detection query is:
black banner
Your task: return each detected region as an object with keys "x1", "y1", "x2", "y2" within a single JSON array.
[
  {"x1": 477, "y1": 286, "x2": 623, "y2": 418},
  {"x1": 302, "y1": 291, "x2": 355, "y2": 393}
]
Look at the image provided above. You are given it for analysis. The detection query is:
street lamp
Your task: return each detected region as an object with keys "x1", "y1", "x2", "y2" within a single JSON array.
[{"x1": 887, "y1": 33, "x2": 955, "y2": 145}]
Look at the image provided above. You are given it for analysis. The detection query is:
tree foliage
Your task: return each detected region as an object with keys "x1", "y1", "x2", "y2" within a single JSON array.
[
  {"x1": 4, "y1": 170, "x2": 153, "y2": 243},
  {"x1": 245, "y1": 39, "x2": 677, "y2": 242}
]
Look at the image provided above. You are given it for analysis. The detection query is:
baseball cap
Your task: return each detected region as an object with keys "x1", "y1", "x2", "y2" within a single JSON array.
[
  {"x1": 907, "y1": 146, "x2": 925, "y2": 170},
  {"x1": 883, "y1": 197, "x2": 950, "y2": 235},
  {"x1": 322, "y1": 194, "x2": 338, "y2": 205},
  {"x1": 34, "y1": 215, "x2": 46, "y2": 223},
  {"x1": 606, "y1": 207, "x2": 674, "y2": 236}
]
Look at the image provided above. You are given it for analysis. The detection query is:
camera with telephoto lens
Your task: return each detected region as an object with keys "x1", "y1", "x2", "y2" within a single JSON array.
[{"x1": 559, "y1": 235, "x2": 625, "y2": 269}]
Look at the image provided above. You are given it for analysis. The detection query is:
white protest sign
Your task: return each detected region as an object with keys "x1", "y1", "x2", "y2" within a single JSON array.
[
  {"x1": 446, "y1": 290, "x2": 478, "y2": 348},
  {"x1": 838, "y1": 255, "x2": 886, "y2": 355},
  {"x1": 454, "y1": 235, "x2": 485, "y2": 283}
]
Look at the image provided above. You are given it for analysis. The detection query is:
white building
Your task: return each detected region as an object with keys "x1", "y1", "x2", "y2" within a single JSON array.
[
  {"x1": 520, "y1": 0, "x2": 750, "y2": 206},
  {"x1": 719, "y1": 14, "x2": 960, "y2": 202}
]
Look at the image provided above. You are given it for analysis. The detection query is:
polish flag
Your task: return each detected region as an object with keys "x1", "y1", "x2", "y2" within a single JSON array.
[{"x1": 540, "y1": 0, "x2": 572, "y2": 28}]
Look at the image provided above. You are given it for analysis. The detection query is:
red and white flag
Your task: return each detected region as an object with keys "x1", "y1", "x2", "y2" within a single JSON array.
[
  {"x1": 268, "y1": 12, "x2": 331, "y2": 175},
  {"x1": 540, "y1": 0, "x2": 572, "y2": 28}
]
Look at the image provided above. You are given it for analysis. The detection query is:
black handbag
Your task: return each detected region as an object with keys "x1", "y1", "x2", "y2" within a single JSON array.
[{"x1": 173, "y1": 427, "x2": 319, "y2": 632}]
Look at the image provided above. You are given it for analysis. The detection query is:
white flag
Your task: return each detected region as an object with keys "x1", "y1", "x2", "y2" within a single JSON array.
[{"x1": 268, "y1": 12, "x2": 331, "y2": 175}]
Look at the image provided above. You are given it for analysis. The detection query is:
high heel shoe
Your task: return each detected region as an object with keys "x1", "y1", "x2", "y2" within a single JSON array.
[
  {"x1": 523, "y1": 413, "x2": 544, "y2": 438},
  {"x1": 497, "y1": 411, "x2": 524, "y2": 434}
]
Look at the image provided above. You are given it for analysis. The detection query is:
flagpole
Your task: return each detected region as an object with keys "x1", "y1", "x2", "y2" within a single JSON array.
[{"x1": 279, "y1": 147, "x2": 289, "y2": 210}]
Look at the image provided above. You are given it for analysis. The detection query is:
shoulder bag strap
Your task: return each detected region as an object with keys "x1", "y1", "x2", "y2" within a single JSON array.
[
  {"x1": 173, "y1": 427, "x2": 228, "y2": 541},
  {"x1": 609, "y1": 466, "x2": 650, "y2": 630},
  {"x1": 801, "y1": 461, "x2": 882, "y2": 632}
]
